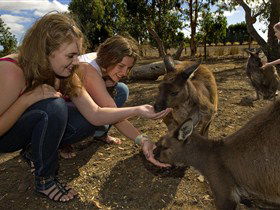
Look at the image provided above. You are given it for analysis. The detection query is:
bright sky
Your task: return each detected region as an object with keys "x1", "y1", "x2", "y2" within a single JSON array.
[{"x1": 0, "y1": 0, "x2": 268, "y2": 45}]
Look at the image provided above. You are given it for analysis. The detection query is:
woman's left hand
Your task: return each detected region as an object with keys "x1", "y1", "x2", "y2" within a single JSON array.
[{"x1": 142, "y1": 139, "x2": 171, "y2": 168}]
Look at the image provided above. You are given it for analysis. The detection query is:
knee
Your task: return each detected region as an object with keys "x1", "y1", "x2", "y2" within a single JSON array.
[
  {"x1": 47, "y1": 98, "x2": 68, "y2": 121},
  {"x1": 114, "y1": 83, "x2": 129, "y2": 107},
  {"x1": 115, "y1": 83, "x2": 129, "y2": 98},
  {"x1": 30, "y1": 98, "x2": 68, "y2": 121}
]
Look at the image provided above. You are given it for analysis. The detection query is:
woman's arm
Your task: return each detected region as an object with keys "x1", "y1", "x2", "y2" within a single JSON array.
[
  {"x1": 114, "y1": 120, "x2": 140, "y2": 140},
  {"x1": 0, "y1": 63, "x2": 61, "y2": 135},
  {"x1": 76, "y1": 63, "x2": 170, "y2": 167},
  {"x1": 80, "y1": 63, "x2": 140, "y2": 139},
  {"x1": 80, "y1": 63, "x2": 117, "y2": 107},
  {"x1": 262, "y1": 58, "x2": 280, "y2": 68},
  {"x1": 71, "y1": 87, "x2": 168, "y2": 126}
]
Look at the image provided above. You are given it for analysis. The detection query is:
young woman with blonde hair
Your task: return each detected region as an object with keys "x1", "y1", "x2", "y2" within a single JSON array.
[{"x1": 0, "y1": 13, "x2": 170, "y2": 202}]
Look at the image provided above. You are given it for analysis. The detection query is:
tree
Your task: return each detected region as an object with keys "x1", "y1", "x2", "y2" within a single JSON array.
[
  {"x1": 125, "y1": 0, "x2": 184, "y2": 58},
  {"x1": 226, "y1": 25, "x2": 237, "y2": 45},
  {"x1": 0, "y1": 17, "x2": 17, "y2": 57},
  {"x1": 231, "y1": 0, "x2": 280, "y2": 70},
  {"x1": 176, "y1": 0, "x2": 225, "y2": 57},
  {"x1": 199, "y1": 11, "x2": 227, "y2": 59},
  {"x1": 225, "y1": 22, "x2": 251, "y2": 45},
  {"x1": 69, "y1": 0, "x2": 127, "y2": 50}
]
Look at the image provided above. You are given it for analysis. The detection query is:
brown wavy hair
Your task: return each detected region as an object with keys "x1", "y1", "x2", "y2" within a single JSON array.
[
  {"x1": 18, "y1": 13, "x2": 85, "y2": 97},
  {"x1": 96, "y1": 35, "x2": 139, "y2": 74}
]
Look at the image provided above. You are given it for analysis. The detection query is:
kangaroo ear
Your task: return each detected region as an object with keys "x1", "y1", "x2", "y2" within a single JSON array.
[
  {"x1": 177, "y1": 119, "x2": 193, "y2": 141},
  {"x1": 181, "y1": 62, "x2": 200, "y2": 80},
  {"x1": 255, "y1": 48, "x2": 262, "y2": 55},
  {"x1": 164, "y1": 54, "x2": 176, "y2": 72},
  {"x1": 244, "y1": 48, "x2": 254, "y2": 55}
]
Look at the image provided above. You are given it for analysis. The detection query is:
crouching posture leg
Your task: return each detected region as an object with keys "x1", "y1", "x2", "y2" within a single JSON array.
[{"x1": 0, "y1": 98, "x2": 96, "y2": 202}]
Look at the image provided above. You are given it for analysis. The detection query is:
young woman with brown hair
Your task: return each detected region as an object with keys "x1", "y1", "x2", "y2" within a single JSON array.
[{"x1": 63, "y1": 35, "x2": 170, "y2": 167}]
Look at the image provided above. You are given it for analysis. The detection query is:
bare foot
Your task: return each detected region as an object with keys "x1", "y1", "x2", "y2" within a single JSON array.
[
  {"x1": 95, "y1": 135, "x2": 122, "y2": 144},
  {"x1": 59, "y1": 145, "x2": 76, "y2": 159}
]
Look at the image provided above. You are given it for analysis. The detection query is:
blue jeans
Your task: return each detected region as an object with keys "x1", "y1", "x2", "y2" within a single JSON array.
[
  {"x1": 0, "y1": 98, "x2": 104, "y2": 190},
  {"x1": 94, "y1": 82, "x2": 129, "y2": 137}
]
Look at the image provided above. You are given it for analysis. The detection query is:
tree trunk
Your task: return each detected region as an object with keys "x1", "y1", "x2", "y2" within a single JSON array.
[
  {"x1": 147, "y1": 25, "x2": 166, "y2": 58},
  {"x1": 189, "y1": 0, "x2": 198, "y2": 57},
  {"x1": 129, "y1": 60, "x2": 182, "y2": 80},
  {"x1": 173, "y1": 42, "x2": 185, "y2": 60},
  {"x1": 203, "y1": 37, "x2": 207, "y2": 60},
  {"x1": 236, "y1": 0, "x2": 280, "y2": 66}
]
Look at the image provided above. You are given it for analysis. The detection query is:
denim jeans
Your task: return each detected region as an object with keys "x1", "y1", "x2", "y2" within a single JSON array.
[
  {"x1": 94, "y1": 82, "x2": 129, "y2": 137},
  {"x1": 0, "y1": 98, "x2": 104, "y2": 190}
]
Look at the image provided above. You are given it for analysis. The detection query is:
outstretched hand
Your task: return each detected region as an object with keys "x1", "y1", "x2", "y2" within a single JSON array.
[
  {"x1": 142, "y1": 139, "x2": 171, "y2": 168},
  {"x1": 261, "y1": 63, "x2": 269, "y2": 69},
  {"x1": 138, "y1": 105, "x2": 172, "y2": 120}
]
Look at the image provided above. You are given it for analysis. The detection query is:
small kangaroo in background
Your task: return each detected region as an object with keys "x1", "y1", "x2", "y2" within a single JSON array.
[
  {"x1": 245, "y1": 48, "x2": 280, "y2": 100},
  {"x1": 155, "y1": 99, "x2": 280, "y2": 210}
]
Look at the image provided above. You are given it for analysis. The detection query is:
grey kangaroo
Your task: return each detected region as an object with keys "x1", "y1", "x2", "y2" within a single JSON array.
[
  {"x1": 154, "y1": 55, "x2": 218, "y2": 137},
  {"x1": 155, "y1": 99, "x2": 280, "y2": 210}
]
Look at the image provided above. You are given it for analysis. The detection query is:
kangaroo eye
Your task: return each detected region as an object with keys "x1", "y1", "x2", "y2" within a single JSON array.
[{"x1": 170, "y1": 91, "x2": 179, "y2": 96}]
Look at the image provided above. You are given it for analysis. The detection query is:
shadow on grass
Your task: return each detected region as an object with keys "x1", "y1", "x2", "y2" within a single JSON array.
[
  {"x1": 99, "y1": 153, "x2": 185, "y2": 209},
  {"x1": 0, "y1": 138, "x2": 105, "y2": 209}
]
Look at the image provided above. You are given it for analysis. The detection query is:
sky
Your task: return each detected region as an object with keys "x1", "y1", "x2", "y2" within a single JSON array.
[{"x1": 0, "y1": 0, "x2": 268, "y2": 45}]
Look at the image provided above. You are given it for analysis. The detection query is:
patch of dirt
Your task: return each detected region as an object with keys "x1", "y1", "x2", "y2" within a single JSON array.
[{"x1": 0, "y1": 57, "x2": 271, "y2": 209}]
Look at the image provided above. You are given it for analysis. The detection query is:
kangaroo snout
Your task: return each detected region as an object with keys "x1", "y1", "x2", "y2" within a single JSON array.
[{"x1": 153, "y1": 103, "x2": 166, "y2": 112}]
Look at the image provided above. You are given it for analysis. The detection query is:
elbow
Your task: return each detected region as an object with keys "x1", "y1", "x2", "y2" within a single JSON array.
[
  {"x1": 90, "y1": 120, "x2": 104, "y2": 126},
  {"x1": 88, "y1": 108, "x2": 106, "y2": 126}
]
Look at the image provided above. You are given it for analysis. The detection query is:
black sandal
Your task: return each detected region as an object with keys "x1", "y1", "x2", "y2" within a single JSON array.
[{"x1": 36, "y1": 178, "x2": 75, "y2": 202}]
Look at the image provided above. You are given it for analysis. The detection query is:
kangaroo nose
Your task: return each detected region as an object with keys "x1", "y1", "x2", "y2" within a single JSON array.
[{"x1": 154, "y1": 103, "x2": 166, "y2": 112}]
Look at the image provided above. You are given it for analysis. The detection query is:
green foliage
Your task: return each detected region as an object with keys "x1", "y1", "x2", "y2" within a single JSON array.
[
  {"x1": 0, "y1": 17, "x2": 17, "y2": 57},
  {"x1": 69, "y1": 0, "x2": 184, "y2": 51},
  {"x1": 226, "y1": 22, "x2": 251, "y2": 45},
  {"x1": 199, "y1": 11, "x2": 227, "y2": 45},
  {"x1": 69, "y1": 0, "x2": 127, "y2": 50},
  {"x1": 124, "y1": 0, "x2": 184, "y2": 50}
]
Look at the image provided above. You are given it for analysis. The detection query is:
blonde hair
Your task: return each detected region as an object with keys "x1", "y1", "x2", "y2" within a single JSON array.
[
  {"x1": 96, "y1": 35, "x2": 139, "y2": 73},
  {"x1": 18, "y1": 13, "x2": 85, "y2": 97}
]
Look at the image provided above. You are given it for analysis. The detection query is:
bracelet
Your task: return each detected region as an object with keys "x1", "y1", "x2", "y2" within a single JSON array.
[{"x1": 134, "y1": 134, "x2": 149, "y2": 146}]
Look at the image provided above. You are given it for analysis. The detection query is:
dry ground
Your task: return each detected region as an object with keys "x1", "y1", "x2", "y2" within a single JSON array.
[{"x1": 0, "y1": 56, "x2": 270, "y2": 209}]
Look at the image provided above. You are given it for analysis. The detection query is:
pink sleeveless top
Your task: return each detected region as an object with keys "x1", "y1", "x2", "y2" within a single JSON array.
[
  {"x1": 0, "y1": 57, "x2": 25, "y2": 96},
  {"x1": 0, "y1": 57, "x2": 17, "y2": 63}
]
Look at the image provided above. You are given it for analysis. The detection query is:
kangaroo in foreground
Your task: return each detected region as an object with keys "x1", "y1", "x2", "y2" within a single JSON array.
[
  {"x1": 155, "y1": 99, "x2": 280, "y2": 210},
  {"x1": 154, "y1": 55, "x2": 218, "y2": 137}
]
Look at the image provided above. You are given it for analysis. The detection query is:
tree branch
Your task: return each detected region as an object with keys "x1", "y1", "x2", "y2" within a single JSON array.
[
  {"x1": 234, "y1": 0, "x2": 267, "y2": 52},
  {"x1": 147, "y1": 24, "x2": 166, "y2": 58}
]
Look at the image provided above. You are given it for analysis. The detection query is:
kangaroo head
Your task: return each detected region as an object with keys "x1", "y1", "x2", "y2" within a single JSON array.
[
  {"x1": 245, "y1": 48, "x2": 263, "y2": 68},
  {"x1": 154, "y1": 55, "x2": 200, "y2": 112},
  {"x1": 155, "y1": 119, "x2": 194, "y2": 166}
]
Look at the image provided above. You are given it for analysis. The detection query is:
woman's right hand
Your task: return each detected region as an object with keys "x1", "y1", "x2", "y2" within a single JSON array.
[
  {"x1": 137, "y1": 105, "x2": 172, "y2": 120},
  {"x1": 23, "y1": 84, "x2": 62, "y2": 105}
]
